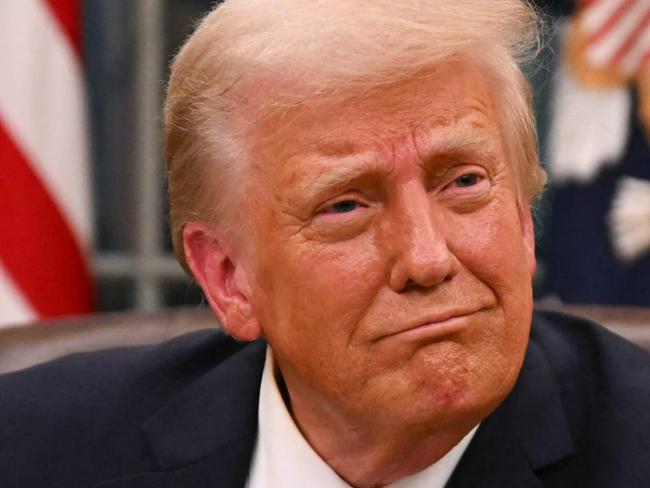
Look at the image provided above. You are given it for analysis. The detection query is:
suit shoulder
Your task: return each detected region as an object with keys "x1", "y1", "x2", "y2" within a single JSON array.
[
  {"x1": 0, "y1": 327, "x2": 241, "y2": 393},
  {"x1": 531, "y1": 310, "x2": 650, "y2": 477},
  {"x1": 0, "y1": 329, "x2": 250, "y2": 464},
  {"x1": 531, "y1": 309, "x2": 650, "y2": 392}
]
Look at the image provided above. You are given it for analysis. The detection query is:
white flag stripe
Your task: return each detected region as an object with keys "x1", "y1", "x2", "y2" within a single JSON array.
[
  {"x1": 585, "y1": 1, "x2": 650, "y2": 67},
  {"x1": 620, "y1": 26, "x2": 650, "y2": 73},
  {"x1": 582, "y1": 0, "x2": 628, "y2": 33},
  {"x1": 0, "y1": 263, "x2": 36, "y2": 328},
  {"x1": 0, "y1": 0, "x2": 92, "y2": 247}
]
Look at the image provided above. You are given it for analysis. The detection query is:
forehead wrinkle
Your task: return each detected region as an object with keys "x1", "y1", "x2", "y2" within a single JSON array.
[{"x1": 311, "y1": 137, "x2": 362, "y2": 158}]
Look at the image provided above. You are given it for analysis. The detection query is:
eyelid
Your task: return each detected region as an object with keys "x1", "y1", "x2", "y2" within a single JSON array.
[
  {"x1": 315, "y1": 194, "x2": 368, "y2": 216},
  {"x1": 440, "y1": 165, "x2": 489, "y2": 189},
  {"x1": 321, "y1": 200, "x2": 358, "y2": 214}
]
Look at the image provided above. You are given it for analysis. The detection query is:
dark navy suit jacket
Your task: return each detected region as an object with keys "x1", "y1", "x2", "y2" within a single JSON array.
[{"x1": 1, "y1": 311, "x2": 649, "y2": 487}]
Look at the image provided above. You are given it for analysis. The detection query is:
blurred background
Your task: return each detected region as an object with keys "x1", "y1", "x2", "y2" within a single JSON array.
[{"x1": 1, "y1": 0, "x2": 649, "y2": 328}]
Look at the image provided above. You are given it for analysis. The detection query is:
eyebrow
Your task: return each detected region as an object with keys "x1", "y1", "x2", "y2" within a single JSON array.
[
  {"x1": 294, "y1": 124, "x2": 500, "y2": 204},
  {"x1": 417, "y1": 125, "x2": 500, "y2": 163}
]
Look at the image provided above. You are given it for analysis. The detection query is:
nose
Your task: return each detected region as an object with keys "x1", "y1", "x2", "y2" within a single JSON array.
[{"x1": 388, "y1": 187, "x2": 460, "y2": 292}]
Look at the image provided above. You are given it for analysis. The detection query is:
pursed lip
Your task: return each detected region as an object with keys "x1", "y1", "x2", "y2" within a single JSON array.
[{"x1": 373, "y1": 308, "x2": 484, "y2": 343}]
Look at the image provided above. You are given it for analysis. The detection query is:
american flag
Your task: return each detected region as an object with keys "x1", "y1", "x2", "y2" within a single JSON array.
[{"x1": 0, "y1": 0, "x2": 93, "y2": 327}]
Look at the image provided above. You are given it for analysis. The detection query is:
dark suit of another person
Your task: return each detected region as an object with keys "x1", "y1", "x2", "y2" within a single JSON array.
[{"x1": 1, "y1": 310, "x2": 649, "y2": 487}]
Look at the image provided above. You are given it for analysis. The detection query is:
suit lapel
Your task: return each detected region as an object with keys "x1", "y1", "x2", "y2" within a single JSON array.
[
  {"x1": 97, "y1": 339, "x2": 267, "y2": 488},
  {"x1": 444, "y1": 408, "x2": 545, "y2": 488},
  {"x1": 446, "y1": 338, "x2": 575, "y2": 488}
]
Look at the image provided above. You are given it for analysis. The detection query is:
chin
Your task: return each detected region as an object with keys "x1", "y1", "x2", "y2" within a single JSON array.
[
  {"x1": 413, "y1": 384, "x2": 507, "y2": 437},
  {"x1": 400, "y1": 356, "x2": 520, "y2": 432}
]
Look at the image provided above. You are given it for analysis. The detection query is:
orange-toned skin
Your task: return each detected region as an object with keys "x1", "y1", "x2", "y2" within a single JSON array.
[{"x1": 185, "y1": 60, "x2": 536, "y2": 488}]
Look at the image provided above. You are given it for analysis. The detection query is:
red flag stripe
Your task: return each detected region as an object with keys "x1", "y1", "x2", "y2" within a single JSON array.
[
  {"x1": 587, "y1": 0, "x2": 636, "y2": 44},
  {"x1": 0, "y1": 118, "x2": 93, "y2": 318},
  {"x1": 611, "y1": 9, "x2": 650, "y2": 67},
  {"x1": 42, "y1": 0, "x2": 82, "y2": 57}
]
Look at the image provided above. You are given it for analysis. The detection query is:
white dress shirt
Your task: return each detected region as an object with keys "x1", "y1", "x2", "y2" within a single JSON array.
[{"x1": 246, "y1": 347, "x2": 478, "y2": 488}]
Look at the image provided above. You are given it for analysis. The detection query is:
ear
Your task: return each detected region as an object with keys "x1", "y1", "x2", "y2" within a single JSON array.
[
  {"x1": 518, "y1": 204, "x2": 537, "y2": 277},
  {"x1": 183, "y1": 222, "x2": 263, "y2": 341}
]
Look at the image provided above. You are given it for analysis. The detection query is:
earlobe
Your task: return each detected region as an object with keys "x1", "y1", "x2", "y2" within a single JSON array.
[
  {"x1": 183, "y1": 222, "x2": 263, "y2": 341},
  {"x1": 518, "y1": 205, "x2": 537, "y2": 277},
  {"x1": 225, "y1": 302, "x2": 263, "y2": 341}
]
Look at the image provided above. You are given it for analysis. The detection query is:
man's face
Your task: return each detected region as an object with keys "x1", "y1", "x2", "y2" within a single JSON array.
[{"x1": 240, "y1": 60, "x2": 535, "y2": 433}]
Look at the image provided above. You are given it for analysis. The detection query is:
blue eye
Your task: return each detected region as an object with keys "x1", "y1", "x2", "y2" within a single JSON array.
[
  {"x1": 329, "y1": 200, "x2": 359, "y2": 213},
  {"x1": 455, "y1": 174, "x2": 479, "y2": 187}
]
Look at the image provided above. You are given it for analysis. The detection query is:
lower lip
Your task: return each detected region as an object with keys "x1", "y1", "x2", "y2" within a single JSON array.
[{"x1": 387, "y1": 314, "x2": 474, "y2": 342}]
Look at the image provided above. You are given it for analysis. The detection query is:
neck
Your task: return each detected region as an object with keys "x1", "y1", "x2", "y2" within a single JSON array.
[{"x1": 281, "y1": 378, "x2": 478, "y2": 488}]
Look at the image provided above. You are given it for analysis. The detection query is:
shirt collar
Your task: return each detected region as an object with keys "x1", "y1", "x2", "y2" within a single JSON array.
[{"x1": 247, "y1": 347, "x2": 477, "y2": 488}]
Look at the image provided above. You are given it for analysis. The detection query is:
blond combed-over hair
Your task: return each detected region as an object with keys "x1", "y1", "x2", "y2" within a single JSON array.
[{"x1": 164, "y1": 0, "x2": 547, "y2": 272}]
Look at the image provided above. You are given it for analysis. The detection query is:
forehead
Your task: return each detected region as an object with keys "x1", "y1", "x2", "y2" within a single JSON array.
[{"x1": 246, "y1": 60, "x2": 501, "y2": 179}]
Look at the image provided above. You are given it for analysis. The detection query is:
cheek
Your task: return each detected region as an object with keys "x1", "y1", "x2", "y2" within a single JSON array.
[
  {"x1": 449, "y1": 203, "x2": 533, "y2": 345},
  {"x1": 451, "y1": 202, "x2": 532, "y2": 288},
  {"x1": 253, "y1": 231, "x2": 384, "y2": 339}
]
